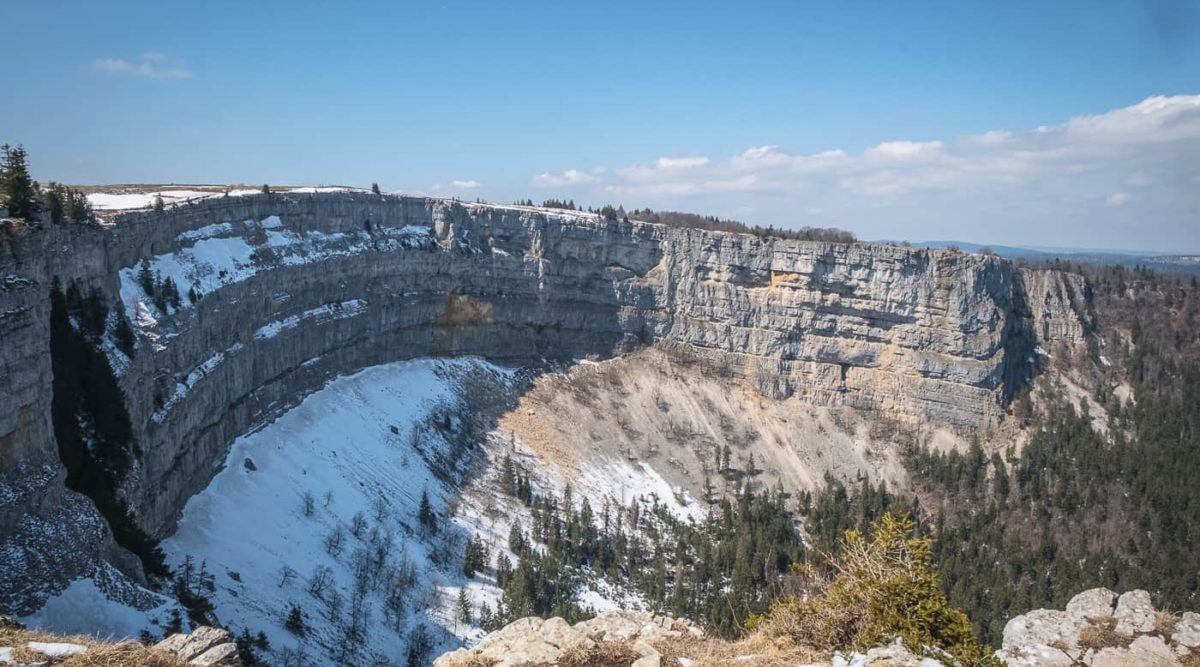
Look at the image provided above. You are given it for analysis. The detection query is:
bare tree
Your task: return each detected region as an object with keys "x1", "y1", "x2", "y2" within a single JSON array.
[
  {"x1": 301, "y1": 491, "x2": 315, "y2": 517},
  {"x1": 324, "y1": 587, "x2": 343, "y2": 623},
  {"x1": 324, "y1": 525, "x2": 345, "y2": 558},
  {"x1": 307, "y1": 565, "x2": 333, "y2": 600},
  {"x1": 350, "y1": 511, "x2": 367, "y2": 539},
  {"x1": 277, "y1": 565, "x2": 297, "y2": 588},
  {"x1": 372, "y1": 495, "x2": 390, "y2": 523}
]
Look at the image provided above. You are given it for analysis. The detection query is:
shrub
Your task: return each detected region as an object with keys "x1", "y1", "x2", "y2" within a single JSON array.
[
  {"x1": 1076, "y1": 615, "x2": 1130, "y2": 651},
  {"x1": 754, "y1": 512, "x2": 1000, "y2": 666}
]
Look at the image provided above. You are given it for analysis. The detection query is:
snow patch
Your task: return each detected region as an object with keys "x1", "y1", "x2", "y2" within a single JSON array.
[
  {"x1": 579, "y1": 460, "x2": 706, "y2": 524},
  {"x1": 178, "y1": 222, "x2": 235, "y2": 242},
  {"x1": 119, "y1": 216, "x2": 434, "y2": 332},
  {"x1": 254, "y1": 300, "x2": 368, "y2": 340},
  {"x1": 20, "y1": 577, "x2": 176, "y2": 641}
]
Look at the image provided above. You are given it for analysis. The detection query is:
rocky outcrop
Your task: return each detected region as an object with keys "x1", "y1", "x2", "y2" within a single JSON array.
[
  {"x1": 0, "y1": 194, "x2": 1093, "y2": 614},
  {"x1": 0, "y1": 220, "x2": 134, "y2": 615},
  {"x1": 998, "y1": 588, "x2": 1200, "y2": 666},
  {"x1": 0, "y1": 617, "x2": 238, "y2": 666},
  {"x1": 434, "y1": 612, "x2": 950, "y2": 667},
  {"x1": 434, "y1": 611, "x2": 702, "y2": 667},
  {"x1": 153, "y1": 626, "x2": 241, "y2": 666}
]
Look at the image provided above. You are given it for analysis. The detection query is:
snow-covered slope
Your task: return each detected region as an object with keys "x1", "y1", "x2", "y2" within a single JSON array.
[{"x1": 160, "y1": 358, "x2": 513, "y2": 666}]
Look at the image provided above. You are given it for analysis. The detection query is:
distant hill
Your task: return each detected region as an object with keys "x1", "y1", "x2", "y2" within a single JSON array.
[{"x1": 901, "y1": 239, "x2": 1200, "y2": 276}]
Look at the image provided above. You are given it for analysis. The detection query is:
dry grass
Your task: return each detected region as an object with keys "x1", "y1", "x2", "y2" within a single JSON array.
[
  {"x1": 557, "y1": 640, "x2": 642, "y2": 667},
  {"x1": 1076, "y1": 615, "x2": 1131, "y2": 651},
  {"x1": 1180, "y1": 648, "x2": 1200, "y2": 667},
  {"x1": 434, "y1": 653, "x2": 500, "y2": 667},
  {"x1": 652, "y1": 632, "x2": 825, "y2": 667},
  {"x1": 0, "y1": 625, "x2": 189, "y2": 667},
  {"x1": 55, "y1": 643, "x2": 190, "y2": 667},
  {"x1": 1153, "y1": 611, "x2": 1179, "y2": 639}
]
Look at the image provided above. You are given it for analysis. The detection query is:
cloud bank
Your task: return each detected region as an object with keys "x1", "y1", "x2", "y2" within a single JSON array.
[{"x1": 529, "y1": 95, "x2": 1200, "y2": 251}]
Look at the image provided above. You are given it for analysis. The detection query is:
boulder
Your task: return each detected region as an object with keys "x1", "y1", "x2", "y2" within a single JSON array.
[
  {"x1": 1115, "y1": 590, "x2": 1158, "y2": 635},
  {"x1": 153, "y1": 626, "x2": 242, "y2": 666},
  {"x1": 1173, "y1": 612, "x2": 1200, "y2": 649},
  {"x1": 1092, "y1": 635, "x2": 1177, "y2": 667},
  {"x1": 1066, "y1": 588, "x2": 1117, "y2": 621},
  {"x1": 997, "y1": 589, "x2": 1198, "y2": 667},
  {"x1": 434, "y1": 611, "x2": 697, "y2": 667},
  {"x1": 191, "y1": 642, "x2": 242, "y2": 666}
]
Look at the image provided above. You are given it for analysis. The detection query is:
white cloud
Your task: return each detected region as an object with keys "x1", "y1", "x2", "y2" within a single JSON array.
[
  {"x1": 451, "y1": 180, "x2": 481, "y2": 189},
  {"x1": 619, "y1": 156, "x2": 711, "y2": 183},
  {"x1": 653, "y1": 156, "x2": 710, "y2": 170},
  {"x1": 94, "y1": 52, "x2": 193, "y2": 80},
  {"x1": 523, "y1": 94, "x2": 1200, "y2": 250},
  {"x1": 531, "y1": 169, "x2": 597, "y2": 187},
  {"x1": 864, "y1": 140, "x2": 944, "y2": 161}
]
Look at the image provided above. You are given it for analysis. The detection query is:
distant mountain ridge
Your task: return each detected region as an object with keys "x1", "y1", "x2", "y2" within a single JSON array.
[{"x1": 892, "y1": 240, "x2": 1200, "y2": 275}]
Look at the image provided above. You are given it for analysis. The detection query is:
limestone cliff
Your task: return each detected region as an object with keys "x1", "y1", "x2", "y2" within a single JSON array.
[{"x1": 0, "y1": 193, "x2": 1092, "y2": 614}]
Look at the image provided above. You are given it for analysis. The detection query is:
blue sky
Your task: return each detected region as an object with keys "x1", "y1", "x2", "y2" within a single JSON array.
[{"x1": 5, "y1": 0, "x2": 1199, "y2": 252}]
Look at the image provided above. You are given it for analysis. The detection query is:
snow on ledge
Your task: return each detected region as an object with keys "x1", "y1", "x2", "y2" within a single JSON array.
[{"x1": 254, "y1": 299, "x2": 368, "y2": 340}]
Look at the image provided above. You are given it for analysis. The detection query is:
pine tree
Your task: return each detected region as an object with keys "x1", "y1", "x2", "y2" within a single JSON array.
[
  {"x1": 65, "y1": 188, "x2": 93, "y2": 223},
  {"x1": 418, "y1": 489, "x2": 437, "y2": 534},
  {"x1": 500, "y1": 454, "x2": 517, "y2": 496},
  {"x1": 42, "y1": 183, "x2": 64, "y2": 224},
  {"x1": 463, "y1": 535, "x2": 485, "y2": 577},
  {"x1": 371, "y1": 182, "x2": 382, "y2": 195},
  {"x1": 261, "y1": 184, "x2": 271, "y2": 195},
  {"x1": 284, "y1": 604, "x2": 306, "y2": 635},
  {"x1": 138, "y1": 259, "x2": 155, "y2": 296},
  {"x1": 153, "y1": 195, "x2": 165, "y2": 212},
  {"x1": 164, "y1": 609, "x2": 183, "y2": 635},
  {"x1": 114, "y1": 313, "x2": 136, "y2": 356},
  {"x1": 1, "y1": 144, "x2": 38, "y2": 220},
  {"x1": 457, "y1": 588, "x2": 472, "y2": 625}
]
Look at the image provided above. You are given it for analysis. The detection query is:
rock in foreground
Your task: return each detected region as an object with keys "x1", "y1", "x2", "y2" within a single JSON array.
[
  {"x1": 433, "y1": 611, "x2": 948, "y2": 667},
  {"x1": 999, "y1": 588, "x2": 1200, "y2": 666},
  {"x1": 434, "y1": 611, "x2": 702, "y2": 667}
]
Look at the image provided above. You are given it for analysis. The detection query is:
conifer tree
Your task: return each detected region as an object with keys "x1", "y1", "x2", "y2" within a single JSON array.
[
  {"x1": 457, "y1": 588, "x2": 472, "y2": 625},
  {"x1": 418, "y1": 489, "x2": 437, "y2": 534},
  {"x1": 1, "y1": 144, "x2": 38, "y2": 219},
  {"x1": 138, "y1": 259, "x2": 155, "y2": 296},
  {"x1": 43, "y1": 183, "x2": 64, "y2": 223},
  {"x1": 284, "y1": 604, "x2": 306, "y2": 635}
]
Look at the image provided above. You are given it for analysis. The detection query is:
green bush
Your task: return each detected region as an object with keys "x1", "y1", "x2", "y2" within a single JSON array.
[{"x1": 754, "y1": 513, "x2": 1000, "y2": 667}]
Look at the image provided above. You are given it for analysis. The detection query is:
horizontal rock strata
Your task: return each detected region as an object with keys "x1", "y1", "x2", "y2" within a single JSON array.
[{"x1": 0, "y1": 194, "x2": 1090, "y2": 613}]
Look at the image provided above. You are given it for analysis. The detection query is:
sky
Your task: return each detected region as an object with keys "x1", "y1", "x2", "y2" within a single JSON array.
[{"x1": 4, "y1": 0, "x2": 1199, "y2": 252}]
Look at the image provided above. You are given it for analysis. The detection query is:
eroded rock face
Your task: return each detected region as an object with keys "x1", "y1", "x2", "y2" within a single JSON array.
[
  {"x1": 998, "y1": 588, "x2": 1199, "y2": 667},
  {"x1": 0, "y1": 220, "x2": 136, "y2": 615},
  {"x1": 0, "y1": 194, "x2": 1092, "y2": 614}
]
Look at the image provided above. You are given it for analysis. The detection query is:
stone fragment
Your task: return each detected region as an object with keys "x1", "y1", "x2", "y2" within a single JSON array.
[
  {"x1": 154, "y1": 627, "x2": 242, "y2": 666},
  {"x1": 1066, "y1": 588, "x2": 1117, "y2": 621},
  {"x1": 191, "y1": 642, "x2": 241, "y2": 666},
  {"x1": 1114, "y1": 590, "x2": 1157, "y2": 635},
  {"x1": 1173, "y1": 612, "x2": 1200, "y2": 648}
]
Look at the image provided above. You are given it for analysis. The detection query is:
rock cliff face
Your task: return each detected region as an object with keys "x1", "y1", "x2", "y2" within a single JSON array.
[
  {"x1": 0, "y1": 193, "x2": 1091, "y2": 614},
  {"x1": 0, "y1": 221, "x2": 133, "y2": 615}
]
